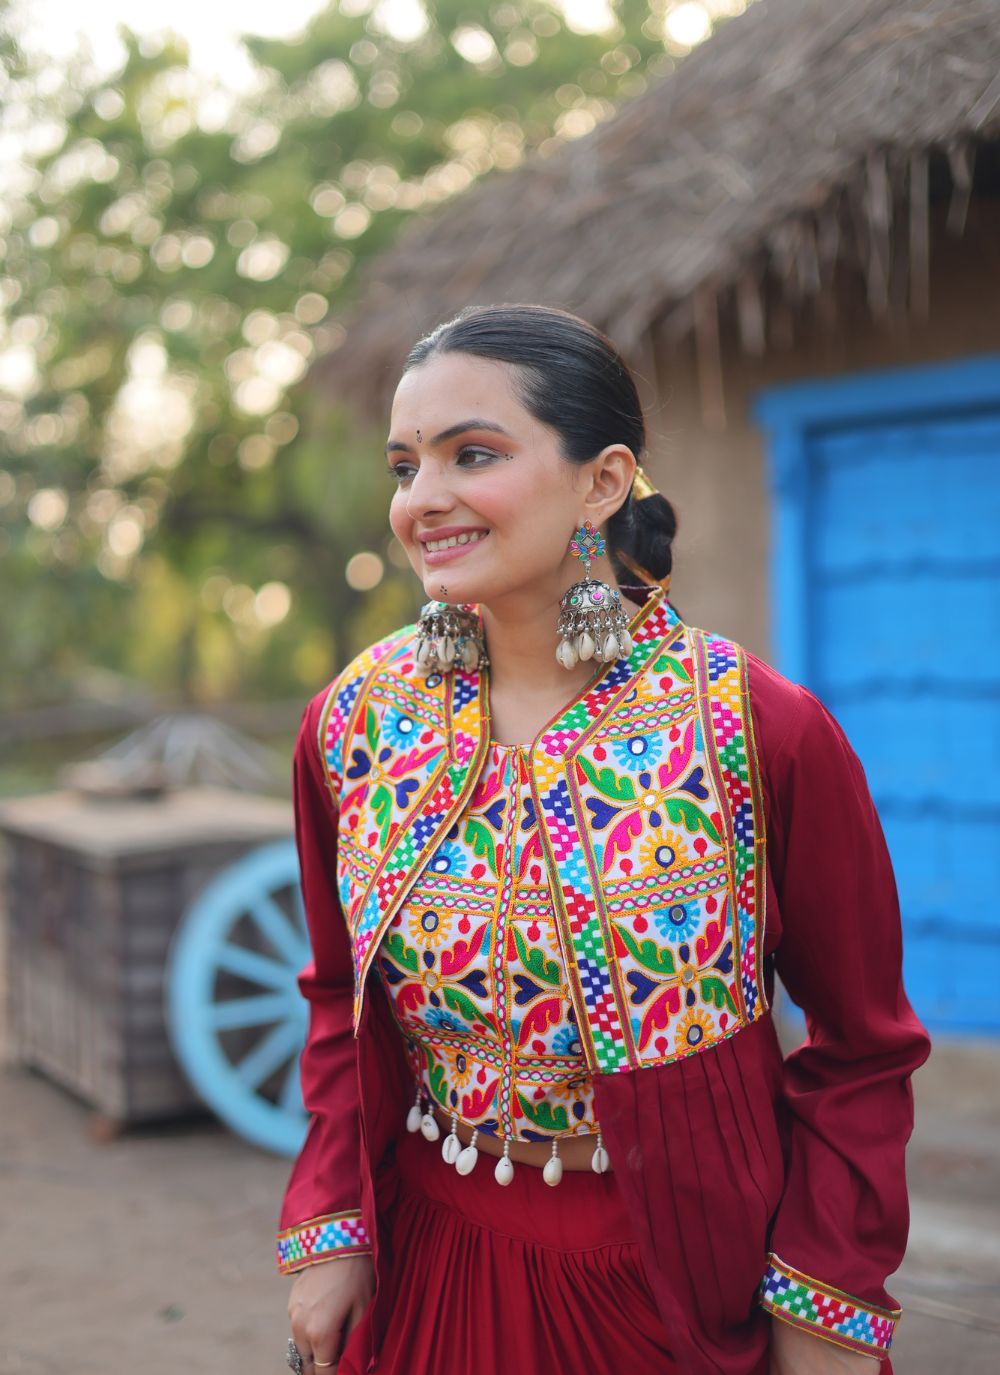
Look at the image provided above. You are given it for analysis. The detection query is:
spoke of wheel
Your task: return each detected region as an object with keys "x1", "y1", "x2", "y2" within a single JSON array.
[
  {"x1": 248, "y1": 894, "x2": 307, "y2": 966},
  {"x1": 234, "y1": 1019, "x2": 301, "y2": 1090},
  {"x1": 207, "y1": 992, "x2": 291, "y2": 1031},
  {"x1": 278, "y1": 1056, "x2": 304, "y2": 1113},
  {"x1": 214, "y1": 942, "x2": 290, "y2": 991}
]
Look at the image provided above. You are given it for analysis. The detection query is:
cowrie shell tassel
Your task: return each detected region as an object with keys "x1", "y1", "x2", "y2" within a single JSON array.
[
  {"x1": 577, "y1": 631, "x2": 596, "y2": 661},
  {"x1": 543, "y1": 1139, "x2": 563, "y2": 1187},
  {"x1": 602, "y1": 632, "x2": 619, "y2": 661},
  {"x1": 591, "y1": 1131, "x2": 609, "y2": 1174},
  {"x1": 420, "y1": 1111, "x2": 440, "y2": 1141},
  {"x1": 406, "y1": 1085, "x2": 422, "y2": 1133},
  {"x1": 455, "y1": 1129, "x2": 480, "y2": 1176},
  {"x1": 442, "y1": 1113, "x2": 461, "y2": 1164},
  {"x1": 494, "y1": 1139, "x2": 514, "y2": 1187},
  {"x1": 555, "y1": 638, "x2": 578, "y2": 670}
]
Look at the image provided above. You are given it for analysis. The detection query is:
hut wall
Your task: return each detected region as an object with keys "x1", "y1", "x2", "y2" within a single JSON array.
[{"x1": 649, "y1": 199, "x2": 1000, "y2": 659}]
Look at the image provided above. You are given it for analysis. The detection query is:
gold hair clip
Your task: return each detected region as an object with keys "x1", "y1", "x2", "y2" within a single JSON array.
[{"x1": 632, "y1": 466, "x2": 658, "y2": 501}]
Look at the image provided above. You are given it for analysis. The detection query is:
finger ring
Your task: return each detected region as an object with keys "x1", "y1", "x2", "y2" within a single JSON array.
[
  {"x1": 314, "y1": 1363, "x2": 334, "y2": 1370},
  {"x1": 286, "y1": 1338, "x2": 305, "y2": 1375}
]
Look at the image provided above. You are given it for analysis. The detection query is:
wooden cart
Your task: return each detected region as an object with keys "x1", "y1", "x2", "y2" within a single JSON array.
[{"x1": 0, "y1": 786, "x2": 295, "y2": 1140}]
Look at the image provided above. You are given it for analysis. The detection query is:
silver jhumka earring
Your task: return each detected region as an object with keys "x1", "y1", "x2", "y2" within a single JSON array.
[
  {"x1": 555, "y1": 521, "x2": 634, "y2": 670},
  {"x1": 414, "y1": 601, "x2": 488, "y2": 674}
]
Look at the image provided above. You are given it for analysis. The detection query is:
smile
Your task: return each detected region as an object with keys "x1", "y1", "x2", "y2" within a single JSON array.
[{"x1": 423, "y1": 531, "x2": 489, "y2": 553}]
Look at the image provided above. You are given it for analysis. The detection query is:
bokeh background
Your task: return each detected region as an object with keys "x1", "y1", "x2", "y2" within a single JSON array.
[
  {"x1": 0, "y1": 0, "x2": 735, "y2": 792},
  {"x1": 2, "y1": 2, "x2": 999, "y2": 1372}
]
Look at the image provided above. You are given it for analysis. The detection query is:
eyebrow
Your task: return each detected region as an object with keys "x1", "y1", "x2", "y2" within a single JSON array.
[{"x1": 384, "y1": 418, "x2": 513, "y2": 455}]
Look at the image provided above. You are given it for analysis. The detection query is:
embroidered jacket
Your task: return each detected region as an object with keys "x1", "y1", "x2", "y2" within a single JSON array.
[{"x1": 278, "y1": 590, "x2": 930, "y2": 1373}]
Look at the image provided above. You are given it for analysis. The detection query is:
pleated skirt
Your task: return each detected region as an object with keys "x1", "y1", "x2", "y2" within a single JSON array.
[{"x1": 341, "y1": 1128, "x2": 675, "y2": 1375}]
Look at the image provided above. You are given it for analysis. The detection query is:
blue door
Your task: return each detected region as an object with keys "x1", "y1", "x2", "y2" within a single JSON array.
[{"x1": 755, "y1": 356, "x2": 1000, "y2": 1035}]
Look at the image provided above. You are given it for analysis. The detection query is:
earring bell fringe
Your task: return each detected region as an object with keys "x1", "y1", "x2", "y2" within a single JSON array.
[
  {"x1": 556, "y1": 579, "x2": 633, "y2": 670},
  {"x1": 414, "y1": 601, "x2": 487, "y2": 675}
]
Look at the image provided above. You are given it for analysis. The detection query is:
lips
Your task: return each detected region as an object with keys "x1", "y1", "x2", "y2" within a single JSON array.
[{"x1": 418, "y1": 528, "x2": 490, "y2": 567}]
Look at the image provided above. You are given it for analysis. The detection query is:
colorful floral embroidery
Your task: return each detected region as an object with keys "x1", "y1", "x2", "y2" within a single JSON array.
[
  {"x1": 611, "y1": 732, "x2": 664, "y2": 771},
  {"x1": 675, "y1": 1007, "x2": 714, "y2": 1051},
  {"x1": 276, "y1": 1211, "x2": 370, "y2": 1275},
  {"x1": 321, "y1": 590, "x2": 767, "y2": 1078},
  {"x1": 652, "y1": 899, "x2": 700, "y2": 943},
  {"x1": 759, "y1": 1254, "x2": 900, "y2": 1355},
  {"x1": 407, "y1": 905, "x2": 453, "y2": 949},
  {"x1": 529, "y1": 603, "x2": 767, "y2": 1073},
  {"x1": 377, "y1": 742, "x2": 597, "y2": 1142},
  {"x1": 639, "y1": 827, "x2": 691, "y2": 873}
]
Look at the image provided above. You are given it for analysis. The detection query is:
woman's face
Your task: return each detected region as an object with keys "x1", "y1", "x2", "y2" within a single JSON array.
[{"x1": 386, "y1": 351, "x2": 611, "y2": 610}]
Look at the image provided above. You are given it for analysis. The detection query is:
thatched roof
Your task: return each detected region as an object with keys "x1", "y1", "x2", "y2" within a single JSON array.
[{"x1": 319, "y1": 0, "x2": 1000, "y2": 422}]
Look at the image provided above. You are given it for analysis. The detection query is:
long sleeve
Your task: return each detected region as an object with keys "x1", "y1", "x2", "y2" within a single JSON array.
[
  {"x1": 749, "y1": 659, "x2": 931, "y2": 1358},
  {"x1": 276, "y1": 687, "x2": 372, "y2": 1275}
]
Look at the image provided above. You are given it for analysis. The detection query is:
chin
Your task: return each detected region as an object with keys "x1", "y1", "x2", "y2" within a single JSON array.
[
  {"x1": 423, "y1": 580, "x2": 478, "y2": 606},
  {"x1": 420, "y1": 569, "x2": 488, "y2": 605}
]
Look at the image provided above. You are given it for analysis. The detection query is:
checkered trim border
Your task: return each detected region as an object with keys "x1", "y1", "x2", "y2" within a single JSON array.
[
  {"x1": 759, "y1": 1253, "x2": 900, "y2": 1357},
  {"x1": 276, "y1": 1210, "x2": 371, "y2": 1275}
]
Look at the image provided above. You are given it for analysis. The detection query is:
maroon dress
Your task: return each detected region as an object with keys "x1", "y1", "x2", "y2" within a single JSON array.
[{"x1": 278, "y1": 630, "x2": 930, "y2": 1375}]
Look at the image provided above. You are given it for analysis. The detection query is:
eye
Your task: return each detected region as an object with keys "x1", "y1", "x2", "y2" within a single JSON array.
[
  {"x1": 456, "y1": 446, "x2": 501, "y2": 468},
  {"x1": 388, "y1": 460, "x2": 417, "y2": 483}
]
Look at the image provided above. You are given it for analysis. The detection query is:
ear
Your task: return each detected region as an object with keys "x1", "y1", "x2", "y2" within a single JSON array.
[{"x1": 580, "y1": 444, "x2": 638, "y2": 526}]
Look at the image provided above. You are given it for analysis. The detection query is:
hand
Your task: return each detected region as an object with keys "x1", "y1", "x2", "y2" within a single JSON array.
[
  {"x1": 288, "y1": 1255, "x2": 375, "y2": 1372},
  {"x1": 770, "y1": 1318, "x2": 882, "y2": 1375}
]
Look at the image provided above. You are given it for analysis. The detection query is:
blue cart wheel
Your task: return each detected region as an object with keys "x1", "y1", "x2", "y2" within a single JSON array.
[{"x1": 167, "y1": 840, "x2": 311, "y2": 1157}]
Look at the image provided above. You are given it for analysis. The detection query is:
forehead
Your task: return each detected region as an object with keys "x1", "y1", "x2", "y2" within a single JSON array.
[{"x1": 390, "y1": 353, "x2": 528, "y2": 432}]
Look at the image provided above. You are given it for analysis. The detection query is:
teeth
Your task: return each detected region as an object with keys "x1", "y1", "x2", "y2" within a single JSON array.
[{"x1": 425, "y1": 531, "x2": 487, "y2": 553}]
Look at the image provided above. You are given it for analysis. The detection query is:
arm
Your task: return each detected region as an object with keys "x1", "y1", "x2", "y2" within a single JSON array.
[
  {"x1": 752, "y1": 669, "x2": 930, "y2": 1363},
  {"x1": 277, "y1": 688, "x2": 371, "y2": 1274}
]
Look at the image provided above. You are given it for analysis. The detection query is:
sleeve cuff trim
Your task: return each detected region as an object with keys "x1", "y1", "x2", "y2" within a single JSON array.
[
  {"x1": 277, "y1": 1210, "x2": 371, "y2": 1275},
  {"x1": 759, "y1": 1253, "x2": 900, "y2": 1355}
]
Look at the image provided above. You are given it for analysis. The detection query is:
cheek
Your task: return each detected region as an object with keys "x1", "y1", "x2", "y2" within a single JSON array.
[{"x1": 389, "y1": 491, "x2": 412, "y2": 545}]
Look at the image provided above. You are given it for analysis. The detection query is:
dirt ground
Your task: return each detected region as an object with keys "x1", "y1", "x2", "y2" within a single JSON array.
[{"x1": 1, "y1": 1036, "x2": 999, "y2": 1373}]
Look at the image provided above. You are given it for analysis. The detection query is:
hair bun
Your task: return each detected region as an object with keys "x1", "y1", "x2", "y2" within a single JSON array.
[{"x1": 615, "y1": 490, "x2": 677, "y2": 583}]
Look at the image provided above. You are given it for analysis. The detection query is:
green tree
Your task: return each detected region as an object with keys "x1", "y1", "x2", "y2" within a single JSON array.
[{"x1": 0, "y1": 1, "x2": 702, "y2": 708}]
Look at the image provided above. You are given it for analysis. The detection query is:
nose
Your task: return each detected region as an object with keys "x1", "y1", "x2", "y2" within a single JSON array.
[{"x1": 404, "y1": 461, "x2": 456, "y2": 521}]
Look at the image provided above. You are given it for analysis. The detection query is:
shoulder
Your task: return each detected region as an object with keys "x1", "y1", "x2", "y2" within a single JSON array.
[
  {"x1": 741, "y1": 647, "x2": 869, "y2": 803},
  {"x1": 679, "y1": 614, "x2": 858, "y2": 784},
  {"x1": 679, "y1": 620, "x2": 816, "y2": 757},
  {"x1": 299, "y1": 622, "x2": 418, "y2": 772},
  {"x1": 676, "y1": 621, "x2": 827, "y2": 777}
]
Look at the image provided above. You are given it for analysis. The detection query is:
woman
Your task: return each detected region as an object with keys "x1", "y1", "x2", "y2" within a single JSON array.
[{"x1": 278, "y1": 305, "x2": 929, "y2": 1375}]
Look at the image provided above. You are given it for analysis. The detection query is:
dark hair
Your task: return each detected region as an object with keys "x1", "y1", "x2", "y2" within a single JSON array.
[{"x1": 403, "y1": 304, "x2": 677, "y2": 584}]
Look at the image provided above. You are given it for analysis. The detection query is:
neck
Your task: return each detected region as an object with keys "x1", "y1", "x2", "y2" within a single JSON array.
[{"x1": 479, "y1": 555, "x2": 635, "y2": 701}]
